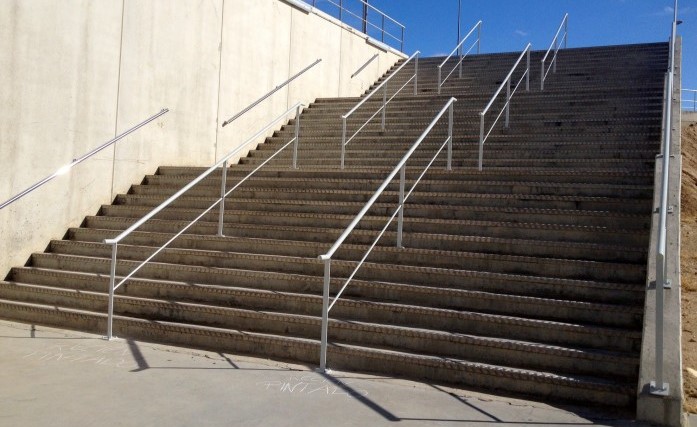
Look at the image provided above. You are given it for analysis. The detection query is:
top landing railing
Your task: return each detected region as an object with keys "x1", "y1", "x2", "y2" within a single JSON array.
[
  {"x1": 478, "y1": 43, "x2": 531, "y2": 170},
  {"x1": 307, "y1": 0, "x2": 405, "y2": 51},
  {"x1": 317, "y1": 97, "x2": 457, "y2": 371},
  {"x1": 683, "y1": 89, "x2": 697, "y2": 111},
  {"x1": 437, "y1": 21, "x2": 482, "y2": 94},
  {"x1": 540, "y1": 13, "x2": 568, "y2": 91},
  {"x1": 340, "y1": 51, "x2": 420, "y2": 168},
  {"x1": 0, "y1": 109, "x2": 169, "y2": 210}
]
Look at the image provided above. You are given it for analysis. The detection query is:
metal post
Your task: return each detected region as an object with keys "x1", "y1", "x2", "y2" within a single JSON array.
[
  {"x1": 438, "y1": 67, "x2": 442, "y2": 95},
  {"x1": 401, "y1": 27, "x2": 404, "y2": 52},
  {"x1": 478, "y1": 113, "x2": 485, "y2": 171},
  {"x1": 217, "y1": 160, "x2": 227, "y2": 236},
  {"x1": 447, "y1": 102, "x2": 453, "y2": 171},
  {"x1": 396, "y1": 165, "x2": 405, "y2": 248},
  {"x1": 293, "y1": 105, "x2": 300, "y2": 169},
  {"x1": 564, "y1": 16, "x2": 568, "y2": 49},
  {"x1": 414, "y1": 54, "x2": 419, "y2": 95},
  {"x1": 339, "y1": 0, "x2": 343, "y2": 21},
  {"x1": 319, "y1": 259, "x2": 330, "y2": 371},
  {"x1": 540, "y1": 61, "x2": 545, "y2": 91},
  {"x1": 106, "y1": 243, "x2": 118, "y2": 340},
  {"x1": 381, "y1": 85, "x2": 387, "y2": 131},
  {"x1": 694, "y1": 91, "x2": 696, "y2": 112},
  {"x1": 457, "y1": 0, "x2": 461, "y2": 50},
  {"x1": 526, "y1": 48, "x2": 530, "y2": 91},
  {"x1": 341, "y1": 117, "x2": 347, "y2": 169},
  {"x1": 361, "y1": 0, "x2": 368, "y2": 34},
  {"x1": 477, "y1": 22, "x2": 481, "y2": 54},
  {"x1": 381, "y1": 15, "x2": 385, "y2": 43},
  {"x1": 505, "y1": 78, "x2": 511, "y2": 128}
]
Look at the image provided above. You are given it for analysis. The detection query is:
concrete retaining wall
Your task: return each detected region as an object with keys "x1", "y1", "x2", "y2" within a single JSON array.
[{"x1": 0, "y1": 0, "x2": 404, "y2": 278}]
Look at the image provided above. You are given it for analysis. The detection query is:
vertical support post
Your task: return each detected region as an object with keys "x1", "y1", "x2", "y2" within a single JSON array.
[
  {"x1": 341, "y1": 117, "x2": 347, "y2": 169},
  {"x1": 217, "y1": 160, "x2": 227, "y2": 236},
  {"x1": 526, "y1": 48, "x2": 530, "y2": 91},
  {"x1": 553, "y1": 47, "x2": 557, "y2": 74},
  {"x1": 413, "y1": 54, "x2": 419, "y2": 95},
  {"x1": 401, "y1": 27, "x2": 404, "y2": 52},
  {"x1": 361, "y1": 0, "x2": 368, "y2": 34},
  {"x1": 694, "y1": 91, "x2": 696, "y2": 112},
  {"x1": 541, "y1": 60, "x2": 545, "y2": 91},
  {"x1": 319, "y1": 259, "x2": 331, "y2": 372},
  {"x1": 478, "y1": 113, "x2": 485, "y2": 171},
  {"x1": 396, "y1": 165, "x2": 405, "y2": 248},
  {"x1": 447, "y1": 102, "x2": 454, "y2": 171},
  {"x1": 339, "y1": 0, "x2": 343, "y2": 21},
  {"x1": 293, "y1": 105, "x2": 301, "y2": 169},
  {"x1": 505, "y1": 78, "x2": 511, "y2": 128},
  {"x1": 437, "y1": 67, "x2": 442, "y2": 95},
  {"x1": 106, "y1": 243, "x2": 118, "y2": 340},
  {"x1": 381, "y1": 86, "x2": 387, "y2": 131},
  {"x1": 381, "y1": 15, "x2": 385, "y2": 43},
  {"x1": 477, "y1": 22, "x2": 481, "y2": 54},
  {"x1": 564, "y1": 15, "x2": 568, "y2": 49}
]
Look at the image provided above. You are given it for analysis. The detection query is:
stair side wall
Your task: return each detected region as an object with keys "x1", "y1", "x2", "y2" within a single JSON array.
[{"x1": 0, "y1": 0, "x2": 403, "y2": 279}]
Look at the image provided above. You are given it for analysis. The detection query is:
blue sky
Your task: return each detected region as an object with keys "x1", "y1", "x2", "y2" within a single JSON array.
[{"x1": 314, "y1": 0, "x2": 696, "y2": 95}]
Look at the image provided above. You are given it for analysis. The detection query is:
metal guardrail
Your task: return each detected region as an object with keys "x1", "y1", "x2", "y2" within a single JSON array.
[
  {"x1": 317, "y1": 97, "x2": 457, "y2": 371},
  {"x1": 478, "y1": 43, "x2": 531, "y2": 170},
  {"x1": 683, "y1": 89, "x2": 697, "y2": 111},
  {"x1": 437, "y1": 21, "x2": 482, "y2": 94},
  {"x1": 650, "y1": 0, "x2": 678, "y2": 397},
  {"x1": 103, "y1": 103, "x2": 304, "y2": 339},
  {"x1": 0, "y1": 109, "x2": 169, "y2": 210},
  {"x1": 309, "y1": 0, "x2": 405, "y2": 51},
  {"x1": 221, "y1": 59, "x2": 321, "y2": 127},
  {"x1": 540, "y1": 13, "x2": 568, "y2": 91},
  {"x1": 341, "y1": 51, "x2": 420, "y2": 168}
]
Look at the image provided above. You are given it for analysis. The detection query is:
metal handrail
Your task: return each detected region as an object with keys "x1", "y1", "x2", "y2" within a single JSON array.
[
  {"x1": 540, "y1": 13, "x2": 568, "y2": 91},
  {"x1": 683, "y1": 89, "x2": 697, "y2": 111},
  {"x1": 103, "y1": 102, "x2": 305, "y2": 339},
  {"x1": 317, "y1": 97, "x2": 457, "y2": 371},
  {"x1": 437, "y1": 21, "x2": 482, "y2": 94},
  {"x1": 221, "y1": 59, "x2": 321, "y2": 127},
  {"x1": 351, "y1": 54, "x2": 379, "y2": 79},
  {"x1": 0, "y1": 109, "x2": 168, "y2": 210},
  {"x1": 310, "y1": 0, "x2": 405, "y2": 50},
  {"x1": 341, "y1": 51, "x2": 420, "y2": 168},
  {"x1": 651, "y1": 0, "x2": 678, "y2": 397},
  {"x1": 478, "y1": 43, "x2": 531, "y2": 170}
]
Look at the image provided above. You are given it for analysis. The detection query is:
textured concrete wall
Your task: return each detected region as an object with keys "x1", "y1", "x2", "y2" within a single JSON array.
[{"x1": 0, "y1": 0, "x2": 404, "y2": 278}]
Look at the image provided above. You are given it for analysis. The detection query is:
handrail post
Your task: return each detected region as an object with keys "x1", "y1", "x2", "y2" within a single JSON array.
[
  {"x1": 505, "y1": 78, "x2": 511, "y2": 128},
  {"x1": 381, "y1": 86, "x2": 387, "y2": 131},
  {"x1": 341, "y1": 117, "x2": 347, "y2": 169},
  {"x1": 694, "y1": 90, "x2": 696, "y2": 112},
  {"x1": 478, "y1": 113, "x2": 485, "y2": 171},
  {"x1": 540, "y1": 60, "x2": 545, "y2": 91},
  {"x1": 414, "y1": 54, "x2": 419, "y2": 95},
  {"x1": 401, "y1": 27, "x2": 404, "y2": 52},
  {"x1": 106, "y1": 243, "x2": 117, "y2": 340},
  {"x1": 458, "y1": 42, "x2": 463, "y2": 78},
  {"x1": 438, "y1": 66, "x2": 442, "y2": 95},
  {"x1": 339, "y1": 0, "x2": 342, "y2": 21},
  {"x1": 526, "y1": 48, "x2": 530, "y2": 91},
  {"x1": 319, "y1": 258, "x2": 331, "y2": 372},
  {"x1": 217, "y1": 160, "x2": 228, "y2": 236},
  {"x1": 564, "y1": 15, "x2": 568, "y2": 49},
  {"x1": 396, "y1": 165, "x2": 406, "y2": 248},
  {"x1": 447, "y1": 102, "x2": 454, "y2": 171},
  {"x1": 293, "y1": 105, "x2": 301, "y2": 169},
  {"x1": 381, "y1": 15, "x2": 385, "y2": 43}
]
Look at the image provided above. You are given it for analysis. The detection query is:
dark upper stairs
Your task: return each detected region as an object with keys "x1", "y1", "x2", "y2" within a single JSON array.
[{"x1": 0, "y1": 42, "x2": 667, "y2": 410}]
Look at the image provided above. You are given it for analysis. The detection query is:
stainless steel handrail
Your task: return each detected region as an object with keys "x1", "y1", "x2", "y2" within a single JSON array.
[
  {"x1": 0, "y1": 109, "x2": 169, "y2": 210},
  {"x1": 351, "y1": 54, "x2": 379, "y2": 79},
  {"x1": 317, "y1": 97, "x2": 457, "y2": 371},
  {"x1": 683, "y1": 89, "x2": 697, "y2": 111},
  {"x1": 540, "y1": 13, "x2": 568, "y2": 91},
  {"x1": 437, "y1": 21, "x2": 482, "y2": 94},
  {"x1": 651, "y1": 0, "x2": 678, "y2": 397},
  {"x1": 103, "y1": 102, "x2": 304, "y2": 339},
  {"x1": 478, "y1": 43, "x2": 531, "y2": 170},
  {"x1": 221, "y1": 59, "x2": 321, "y2": 127},
  {"x1": 311, "y1": 0, "x2": 405, "y2": 51},
  {"x1": 341, "y1": 51, "x2": 420, "y2": 168}
]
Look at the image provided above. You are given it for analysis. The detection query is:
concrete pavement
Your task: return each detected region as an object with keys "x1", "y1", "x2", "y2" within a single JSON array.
[{"x1": 0, "y1": 320, "x2": 650, "y2": 427}]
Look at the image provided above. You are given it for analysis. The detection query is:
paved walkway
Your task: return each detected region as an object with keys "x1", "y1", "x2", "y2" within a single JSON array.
[{"x1": 0, "y1": 320, "x2": 650, "y2": 426}]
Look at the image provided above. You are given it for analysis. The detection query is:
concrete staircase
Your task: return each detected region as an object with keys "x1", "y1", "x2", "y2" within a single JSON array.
[{"x1": 0, "y1": 42, "x2": 667, "y2": 409}]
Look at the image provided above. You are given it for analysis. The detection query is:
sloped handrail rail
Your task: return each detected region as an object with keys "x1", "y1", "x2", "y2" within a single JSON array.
[
  {"x1": 437, "y1": 21, "x2": 482, "y2": 94},
  {"x1": 683, "y1": 88, "x2": 697, "y2": 111},
  {"x1": 318, "y1": 97, "x2": 457, "y2": 371},
  {"x1": 651, "y1": 0, "x2": 678, "y2": 397},
  {"x1": 103, "y1": 102, "x2": 305, "y2": 339},
  {"x1": 341, "y1": 50, "x2": 420, "y2": 168},
  {"x1": 221, "y1": 58, "x2": 321, "y2": 127},
  {"x1": 478, "y1": 43, "x2": 531, "y2": 170},
  {"x1": 540, "y1": 13, "x2": 568, "y2": 90},
  {"x1": 0, "y1": 109, "x2": 169, "y2": 210}
]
